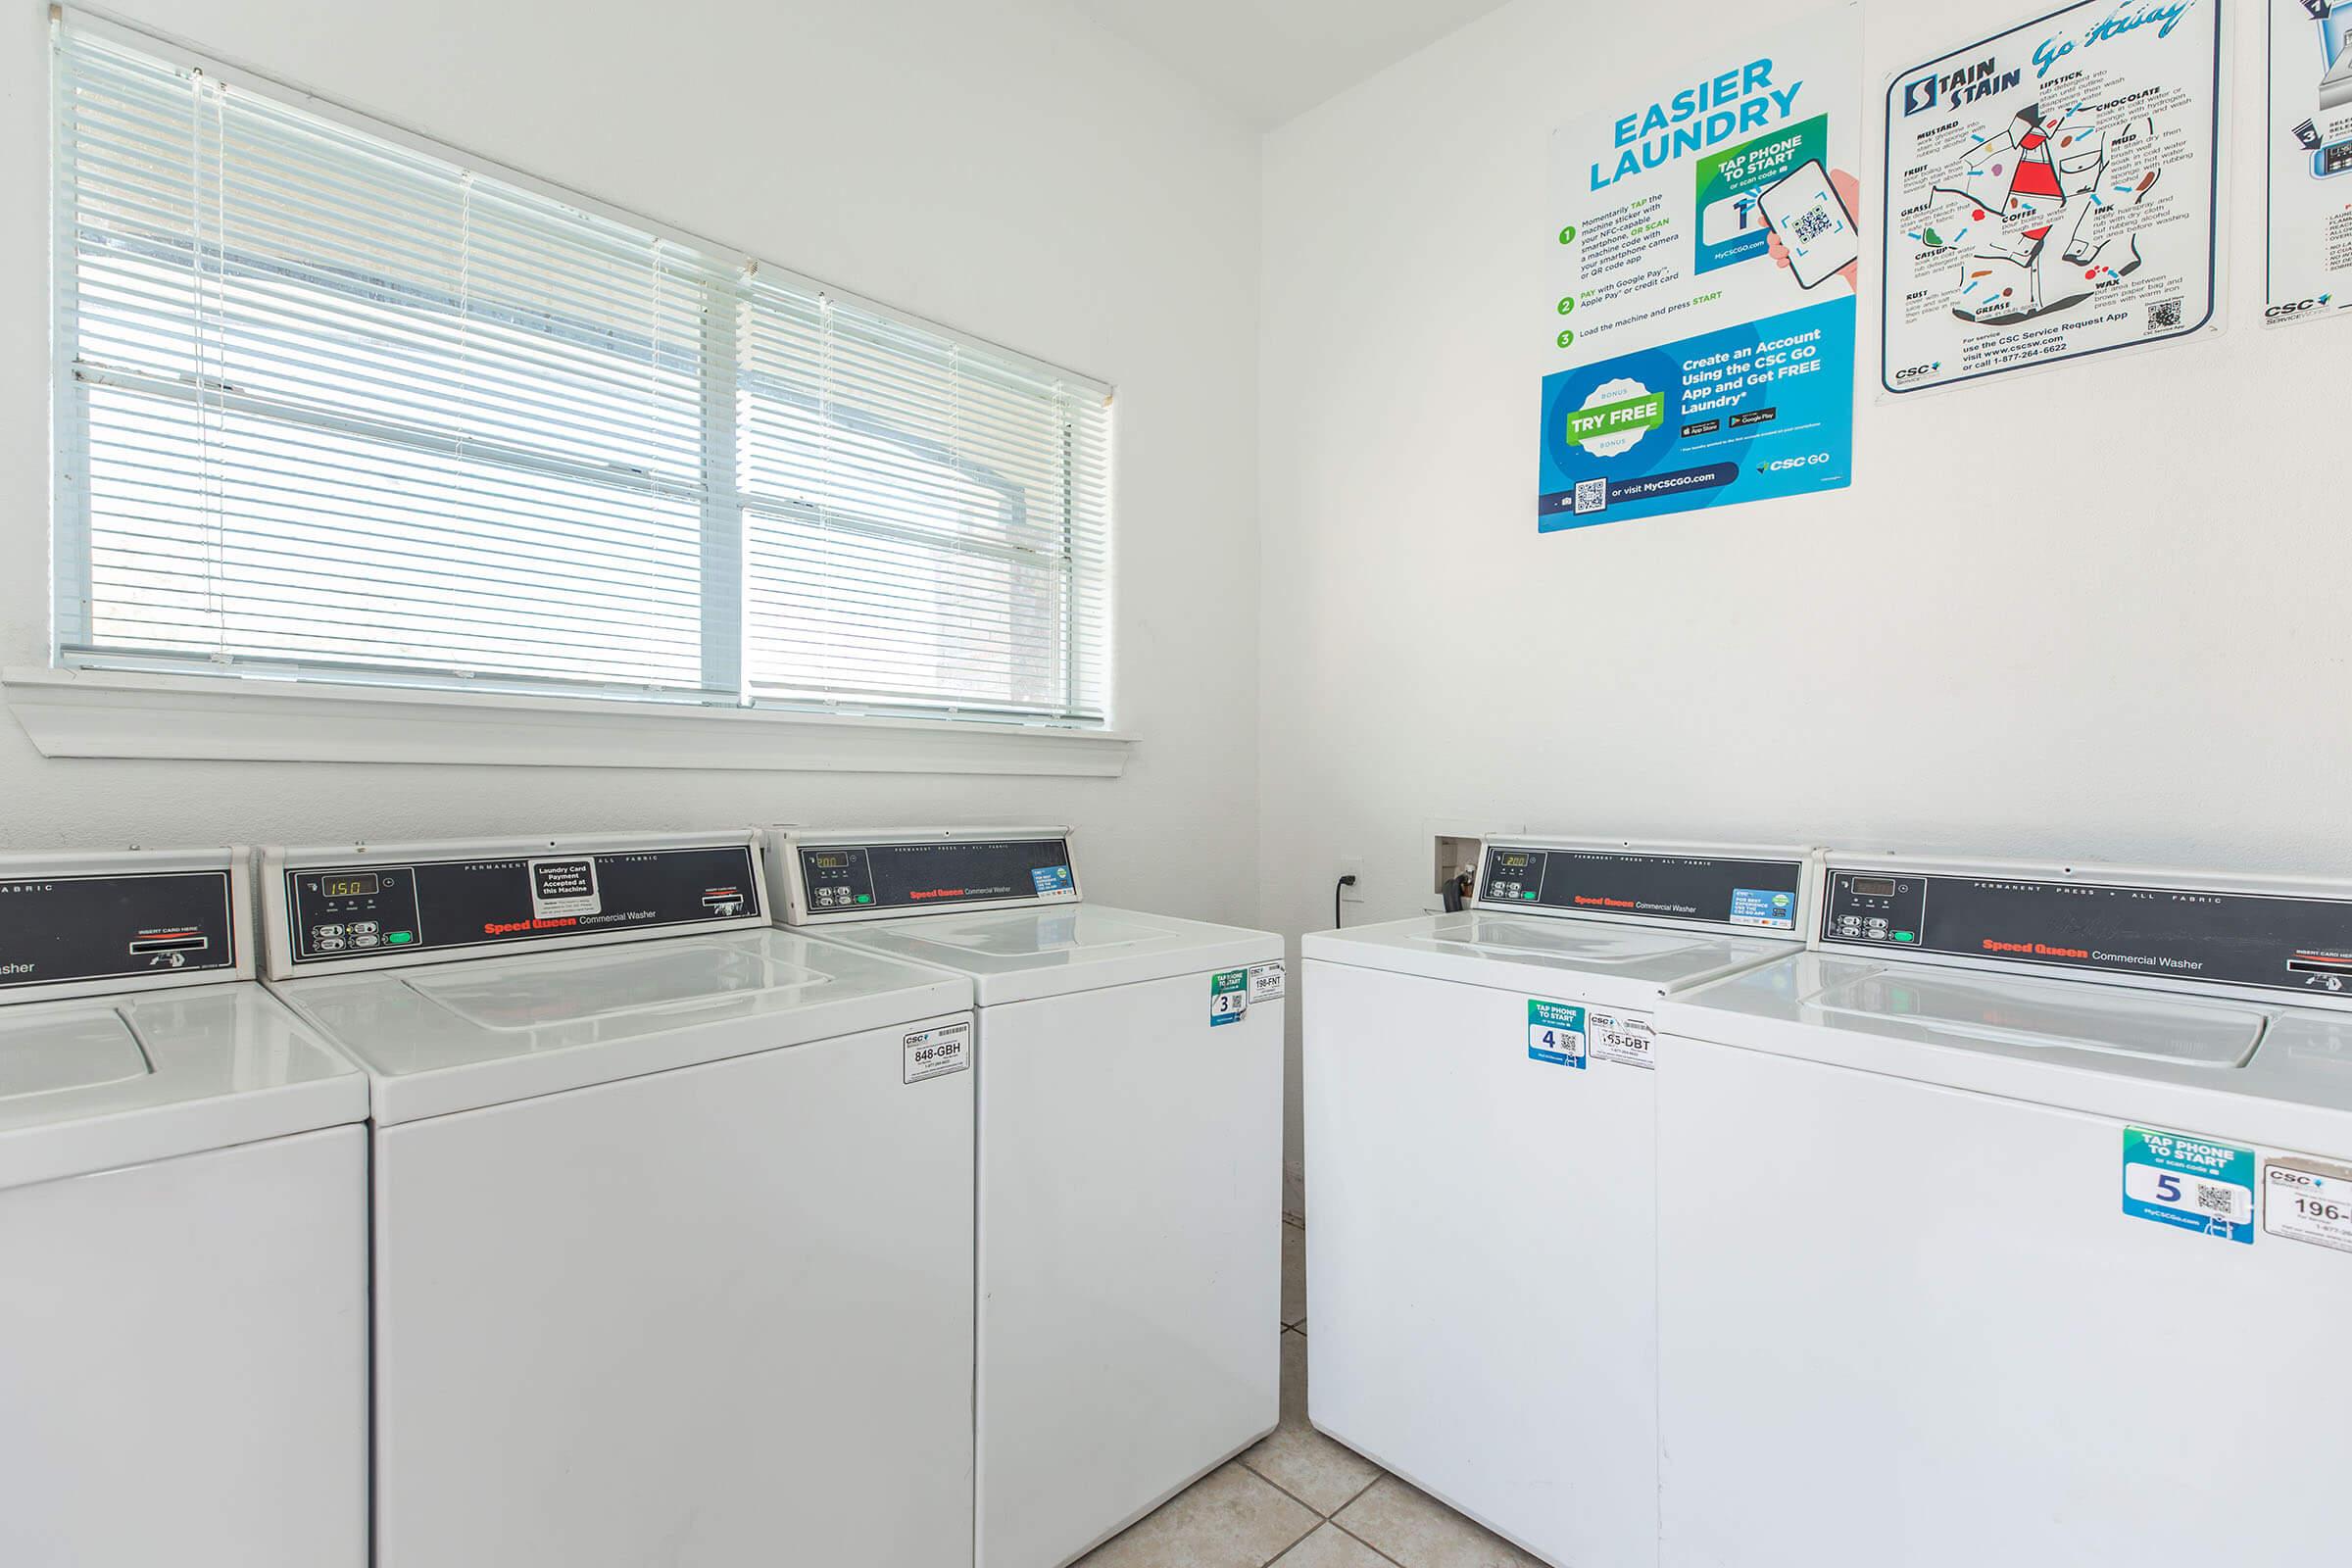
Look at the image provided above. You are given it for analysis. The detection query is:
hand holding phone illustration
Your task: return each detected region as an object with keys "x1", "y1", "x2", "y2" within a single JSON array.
[{"x1": 1761, "y1": 161, "x2": 1861, "y2": 294}]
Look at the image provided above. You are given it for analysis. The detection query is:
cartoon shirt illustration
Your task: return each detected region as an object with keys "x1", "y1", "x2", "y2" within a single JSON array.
[{"x1": 1931, "y1": 104, "x2": 2159, "y2": 324}]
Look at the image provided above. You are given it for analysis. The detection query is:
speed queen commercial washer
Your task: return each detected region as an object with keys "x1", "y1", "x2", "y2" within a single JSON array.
[
  {"x1": 769, "y1": 826, "x2": 1285, "y2": 1568},
  {"x1": 1655, "y1": 855, "x2": 2352, "y2": 1566},
  {"x1": 1301, "y1": 838, "x2": 1818, "y2": 1568},
  {"x1": 0, "y1": 848, "x2": 368, "y2": 1566},
  {"x1": 263, "y1": 830, "x2": 978, "y2": 1568}
]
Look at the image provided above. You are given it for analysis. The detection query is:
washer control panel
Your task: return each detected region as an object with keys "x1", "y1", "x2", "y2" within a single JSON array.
[
  {"x1": 0, "y1": 859, "x2": 239, "y2": 995},
  {"x1": 275, "y1": 837, "x2": 763, "y2": 972},
  {"x1": 781, "y1": 831, "x2": 1078, "y2": 924},
  {"x1": 1821, "y1": 860, "x2": 2352, "y2": 1002},
  {"x1": 1820, "y1": 870, "x2": 1927, "y2": 947},
  {"x1": 1474, "y1": 844, "x2": 1807, "y2": 932}
]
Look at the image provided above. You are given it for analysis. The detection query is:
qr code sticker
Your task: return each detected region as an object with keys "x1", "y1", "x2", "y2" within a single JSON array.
[
  {"x1": 1573, "y1": 477, "x2": 1607, "y2": 514},
  {"x1": 1789, "y1": 206, "x2": 1834, "y2": 244},
  {"x1": 2194, "y1": 1182, "x2": 2236, "y2": 1216},
  {"x1": 2147, "y1": 298, "x2": 2183, "y2": 331}
]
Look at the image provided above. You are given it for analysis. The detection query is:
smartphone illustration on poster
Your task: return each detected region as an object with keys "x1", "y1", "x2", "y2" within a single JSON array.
[{"x1": 1756, "y1": 159, "x2": 1858, "y2": 290}]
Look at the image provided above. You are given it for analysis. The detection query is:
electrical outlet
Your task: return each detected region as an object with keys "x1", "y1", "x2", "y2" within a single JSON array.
[{"x1": 1337, "y1": 858, "x2": 1366, "y2": 903}]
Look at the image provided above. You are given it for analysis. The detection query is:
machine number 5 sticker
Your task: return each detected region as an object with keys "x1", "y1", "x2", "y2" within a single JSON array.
[
  {"x1": 2122, "y1": 1126, "x2": 2255, "y2": 1244},
  {"x1": 1209, "y1": 969, "x2": 1250, "y2": 1026},
  {"x1": 1526, "y1": 1000, "x2": 1588, "y2": 1068}
]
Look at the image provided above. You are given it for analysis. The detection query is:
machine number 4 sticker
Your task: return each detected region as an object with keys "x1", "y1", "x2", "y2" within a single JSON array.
[
  {"x1": 1210, "y1": 968, "x2": 1250, "y2": 1026},
  {"x1": 1527, "y1": 1000, "x2": 1587, "y2": 1068}
]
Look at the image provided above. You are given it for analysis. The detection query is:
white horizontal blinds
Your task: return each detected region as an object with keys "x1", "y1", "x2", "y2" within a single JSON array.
[
  {"x1": 59, "y1": 25, "x2": 724, "y2": 695},
  {"x1": 55, "y1": 17, "x2": 1114, "y2": 725},
  {"x1": 740, "y1": 280, "x2": 1112, "y2": 722}
]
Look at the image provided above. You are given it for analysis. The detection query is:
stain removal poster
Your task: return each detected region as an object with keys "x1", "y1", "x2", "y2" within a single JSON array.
[
  {"x1": 1540, "y1": 4, "x2": 1859, "y2": 531},
  {"x1": 1882, "y1": 0, "x2": 2222, "y2": 391},
  {"x1": 2267, "y1": 0, "x2": 2352, "y2": 326}
]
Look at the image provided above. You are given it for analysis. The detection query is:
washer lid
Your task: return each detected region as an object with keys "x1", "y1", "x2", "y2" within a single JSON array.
[
  {"x1": 0, "y1": 1010, "x2": 149, "y2": 1099},
  {"x1": 1806, "y1": 966, "x2": 2266, "y2": 1066},
  {"x1": 269, "y1": 928, "x2": 970, "y2": 1123},
  {"x1": 812, "y1": 905, "x2": 1281, "y2": 1004},
  {"x1": 1661, "y1": 954, "x2": 2352, "y2": 1156},
  {"x1": 1304, "y1": 910, "x2": 1800, "y2": 1007},
  {"x1": 0, "y1": 983, "x2": 368, "y2": 1191}
]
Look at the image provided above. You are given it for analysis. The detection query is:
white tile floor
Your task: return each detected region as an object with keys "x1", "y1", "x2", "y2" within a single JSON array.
[{"x1": 1074, "y1": 1219, "x2": 1543, "y2": 1568}]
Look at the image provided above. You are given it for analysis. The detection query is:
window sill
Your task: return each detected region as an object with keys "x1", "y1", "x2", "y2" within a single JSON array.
[{"x1": 2, "y1": 668, "x2": 1134, "y2": 777}]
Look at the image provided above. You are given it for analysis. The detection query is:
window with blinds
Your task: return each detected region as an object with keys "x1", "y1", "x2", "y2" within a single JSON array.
[{"x1": 51, "y1": 17, "x2": 1113, "y2": 727}]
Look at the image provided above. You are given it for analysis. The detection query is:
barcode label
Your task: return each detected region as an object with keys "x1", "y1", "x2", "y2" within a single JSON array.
[
  {"x1": 1574, "y1": 477, "x2": 1607, "y2": 514},
  {"x1": 904, "y1": 1021, "x2": 970, "y2": 1083},
  {"x1": 1589, "y1": 1008, "x2": 1657, "y2": 1069},
  {"x1": 2148, "y1": 297, "x2": 2183, "y2": 331}
]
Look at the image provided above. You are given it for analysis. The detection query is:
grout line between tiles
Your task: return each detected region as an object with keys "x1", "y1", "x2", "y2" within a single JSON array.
[
  {"x1": 1331, "y1": 1471, "x2": 1385, "y2": 1516},
  {"x1": 1331, "y1": 1518, "x2": 1412, "y2": 1568}
]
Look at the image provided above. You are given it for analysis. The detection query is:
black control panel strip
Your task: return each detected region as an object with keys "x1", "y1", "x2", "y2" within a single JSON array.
[
  {"x1": 797, "y1": 837, "x2": 1077, "y2": 917},
  {"x1": 1820, "y1": 865, "x2": 2352, "y2": 1001},
  {"x1": 0, "y1": 869, "x2": 238, "y2": 993},
  {"x1": 285, "y1": 844, "x2": 760, "y2": 965},
  {"x1": 1476, "y1": 846, "x2": 1805, "y2": 933}
]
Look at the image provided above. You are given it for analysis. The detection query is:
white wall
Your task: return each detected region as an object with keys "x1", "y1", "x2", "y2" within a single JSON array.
[
  {"x1": 1259, "y1": 0, "x2": 2349, "y2": 1210},
  {"x1": 0, "y1": 0, "x2": 1262, "y2": 925}
]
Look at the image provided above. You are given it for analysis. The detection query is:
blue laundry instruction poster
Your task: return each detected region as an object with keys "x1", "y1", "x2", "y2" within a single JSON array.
[{"x1": 1540, "y1": 4, "x2": 1859, "y2": 530}]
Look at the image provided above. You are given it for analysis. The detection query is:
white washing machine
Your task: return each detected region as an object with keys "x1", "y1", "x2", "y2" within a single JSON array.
[
  {"x1": 0, "y1": 848, "x2": 368, "y2": 1567},
  {"x1": 767, "y1": 826, "x2": 1285, "y2": 1568},
  {"x1": 1301, "y1": 837, "x2": 1819, "y2": 1568},
  {"x1": 1655, "y1": 854, "x2": 2352, "y2": 1567},
  {"x1": 261, "y1": 830, "x2": 978, "y2": 1568}
]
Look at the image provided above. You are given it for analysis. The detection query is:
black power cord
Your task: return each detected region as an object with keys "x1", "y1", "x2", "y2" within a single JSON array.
[{"x1": 1334, "y1": 873, "x2": 1357, "y2": 929}]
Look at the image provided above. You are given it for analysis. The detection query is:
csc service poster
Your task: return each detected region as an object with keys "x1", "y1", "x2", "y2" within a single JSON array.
[
  {"x1": 1882, "y1": 0, "x2": 2223, "y2": 390},
  {"x1": 1539, "y1": 4, "x2": 1860, "y2": 532},
  {"x1": 2267, "y1": 0, "x2": 2352, "y2": 326}
]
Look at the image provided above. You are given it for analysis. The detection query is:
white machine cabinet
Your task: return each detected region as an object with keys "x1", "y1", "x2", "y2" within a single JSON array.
[
  {"x1": 263, "y1": 830, "x2": 978, "y2": 1568},
  {"x1": 1301, "y1": 838, "x2": 1817, "y2": 1568},
  {"x1": 770, "y1": 826, "x2": 1285, "y2": 1568},
  {"x1": 0, "y1": 849, "x2": 368, "y2": 1567},
  {"x1": 1655, "y1": 855, "x2": 2352, "y2": 1567}
]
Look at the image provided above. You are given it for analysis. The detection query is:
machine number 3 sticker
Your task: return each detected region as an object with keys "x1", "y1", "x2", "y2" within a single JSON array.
[
  {"x1": 1210, "y1": 969, "x2": 1250, "y2": 1026},
  {"x1": 904, "y1": 1021, "x2": 971, "y2": 1084}
]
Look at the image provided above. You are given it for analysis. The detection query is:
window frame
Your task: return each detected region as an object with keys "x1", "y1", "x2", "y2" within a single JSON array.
[{"x1": 30, "y1": 9, "x2": 1124, "y2": 770}]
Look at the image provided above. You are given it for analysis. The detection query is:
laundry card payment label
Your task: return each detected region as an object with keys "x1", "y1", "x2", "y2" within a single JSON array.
[
  {"x1": 1527, "y1": 1000, "x2": 1589, "y2": 1068},
  {"x1": 1210, "y1": 969, "x2": 1250, "y2": 1026},
  {"x1": 2122, "y1": 1126, "x2": 2255, "y2": 1244},
  {"x1": 903, "y1": 1021, "x2": 970, "y2": 1084}
]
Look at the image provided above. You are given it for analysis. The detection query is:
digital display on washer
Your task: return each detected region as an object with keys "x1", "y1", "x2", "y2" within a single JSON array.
[
  {"x1": 1820, "y1": 866, "x2": 2352, "y2": 997},
  {"x1": 1478, "y1": 847, "x2": 1804, "y2": 930},
  {"x1": 285, "y1": 843, "x2": 760, "y2": 963},
  {"x1": 0, "y1": 868, "x2": 238, "y2": 991},
  {"x1": 798, "y1": 838, "x2": 1077, "y2": 914}
]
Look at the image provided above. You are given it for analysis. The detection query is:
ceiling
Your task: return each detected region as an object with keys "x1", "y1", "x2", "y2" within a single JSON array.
[{"x1": 1075, "y1": 0, "x2": 1514, "y2": 128}]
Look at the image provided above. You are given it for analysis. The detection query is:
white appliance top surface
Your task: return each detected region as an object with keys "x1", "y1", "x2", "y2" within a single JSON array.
[
  {"x1": 0, "y1": 981, "x2": 368, "y2": 1189},
  {"x1": 810, "y1": 904, "x2": 1280, "y2": 1004},
  {"x1": 1304, "y1": 910, "x2": 1801, "y2": 1003},
  {"x1": 270, "y1": 928, "x2": 968, "y2": 1123},
  {"x1": 1663, "y1": 955, "x2": 2352, "y2": 1142}
]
